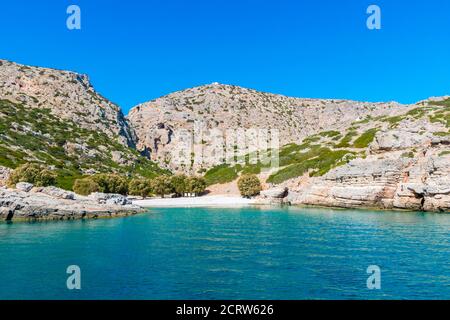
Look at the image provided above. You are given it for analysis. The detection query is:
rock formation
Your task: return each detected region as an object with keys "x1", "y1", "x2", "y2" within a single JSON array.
[
  {"x1": 0, "y1": 59, "x2": 134, "y2": 146},
  {"x1": 285, "y1": 108, "x2": 450, "y2": 212},
  {"x1": 0, "y1": 184, "x2": 142, "y2": 221},
  {"x1": 0, "y1": 60, "x2": 165, "y2": 183},
  {"x1": 128, "y1": 83, "x2": 410, "y2": 173}
]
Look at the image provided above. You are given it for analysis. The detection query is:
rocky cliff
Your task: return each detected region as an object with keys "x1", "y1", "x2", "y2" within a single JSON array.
[
  {"x1": 128, "y1": 83, "x2": 410, "y2": 173},
  {"x1": 0, "y1": 59, "x2": 134, "y2": 146},
  {"x1": 277, "y1": 98, "x2": 450, "y2": 212},
  {"x1": 0, "y1": 60, "x2": 165, "y2": 189}
]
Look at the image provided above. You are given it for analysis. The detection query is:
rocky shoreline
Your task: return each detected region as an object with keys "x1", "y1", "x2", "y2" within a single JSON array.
[{"x1": 0, "y1": 184, "x2": 143, "y2": 222}]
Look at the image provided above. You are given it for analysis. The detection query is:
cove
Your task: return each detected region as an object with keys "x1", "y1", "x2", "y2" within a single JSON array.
[{"x1": 0, "y1": 206, "x2": 449, "y2": 300}]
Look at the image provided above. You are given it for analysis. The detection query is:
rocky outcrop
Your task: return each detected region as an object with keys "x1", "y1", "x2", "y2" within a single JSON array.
[
  {"x1": 0, "y1": 166, "x2": 11, "y2": 186},
  {"x1": 0, "y1": 60, "x2": 166, "y2": 177},
  {"x1": 16, "y1": 182, "x2": 34, "y2": 192},
  {"x1": 88, "y1": 193, "x2": 131, "y2": 206},
  {"x1": 0, "y1": 187, "x2": 142, "y2": 221},
  {"x1": 0, "y1": 59, "x2": 135, "y2": 147},
  {"x1": 256, "y1": 187, "x2": 289, "y2": 205},
  {"x1": 286, "y1": 117, "x2": 450, "y2": 212},
  {"x1": 128, "y1": 83, "x2": 411, "y2": 173}
]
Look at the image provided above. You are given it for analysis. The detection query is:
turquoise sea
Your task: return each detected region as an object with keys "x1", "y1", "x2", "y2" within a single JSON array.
[{"x1": 0, "y1": 206, "x2": 449, "y2": 300}]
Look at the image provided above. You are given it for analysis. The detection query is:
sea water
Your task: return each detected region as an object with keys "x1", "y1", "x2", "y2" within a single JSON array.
[{"x1": 0, "y1": 206, "x2": 448, "y2": 299}]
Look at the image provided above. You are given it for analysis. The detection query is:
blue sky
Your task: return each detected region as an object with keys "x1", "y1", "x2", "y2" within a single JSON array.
[{"x1": 1, "y1": 0, "x2": 450, "y2": 113}]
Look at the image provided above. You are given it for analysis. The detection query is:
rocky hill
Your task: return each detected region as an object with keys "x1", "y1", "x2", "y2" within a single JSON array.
[
  {"x1": 0, "y1": 59, "x2": 134, "y2": 146},
  {"x1": 128, "y1": 83, "x2": 411, "y2": 173},
  {"x1": 284, "y1": 98, "x2": 450, "y2": 212},
  {"x1": 1, "y1": 59, "x2": 448, "y2": 212},
  {"x1": 201, "y1": 97, "x2": 450, "y2": 212},
  {"x1": 0, "y1": 60, "x2": 165, "y2": 189}
]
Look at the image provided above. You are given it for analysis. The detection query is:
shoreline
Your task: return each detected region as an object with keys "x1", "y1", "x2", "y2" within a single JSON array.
[{"x1": 133, "y1": 195, "x2": 257, "y2": 208}]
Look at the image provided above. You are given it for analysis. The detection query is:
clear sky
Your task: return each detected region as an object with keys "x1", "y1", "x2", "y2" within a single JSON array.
[{"x1": 1, "y1": 0, "x2": 450, "y2": 113}]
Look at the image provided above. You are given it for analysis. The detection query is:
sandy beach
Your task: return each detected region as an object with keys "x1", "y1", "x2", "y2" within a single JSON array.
[{"x1": 133, "y1": 195, "x2": 256, "y2": 207}]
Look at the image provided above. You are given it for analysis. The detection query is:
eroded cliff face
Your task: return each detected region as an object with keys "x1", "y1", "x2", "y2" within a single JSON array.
[
  {"x1": 0, "y1": 59, "x2": 135, "y2": 147},
  {"x1": 127, "y1": 83, "x2": 410, "y2": 173},
  {"x1": 0, "y1": 60, "x2": 164, "y2": 182},
  {"x1": 285, "y1": 104, "x2": 450, "y2": 212}
]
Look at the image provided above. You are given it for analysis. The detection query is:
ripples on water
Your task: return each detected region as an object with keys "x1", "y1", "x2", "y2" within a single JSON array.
[{"x1": 0, "y1": 207, "x2": 449, "y2": 299}]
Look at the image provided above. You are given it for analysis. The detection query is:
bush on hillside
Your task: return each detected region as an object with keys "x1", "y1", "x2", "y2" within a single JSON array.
[
  {"x1": 8, "y1": 163, "x2": 57, "y2": 187},
  {"x1": 237, "y1": 174, "x2": 262, "y2": 198},
  {"x1": 73, "y1": 178, "x2": 100, "y2": 196}
]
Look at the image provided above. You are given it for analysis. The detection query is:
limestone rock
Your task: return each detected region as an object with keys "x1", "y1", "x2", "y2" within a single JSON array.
[
  {"x1": 128, "y1": 83, "x2": 411, "y2": 173},
  {"x1": 0, "y1": 59, "x2": 135, "y2": 147},
  {"x1": 16, "y1": 182, "x2": 33, "y2": 192},
  {"x1": 260, "y1": 187, "x2": 288, "y2": 199},
  {"x1": 0, "y1": 188, "x2": 141, "y2": 221},
  {"x1": 88, "y1": 193, "x2": 131, "y2": 205},
  {"x1": 37, "y1": 186, "x2": 76, "y2": 200},
  {"x1": 0, "y1": 166, "x2": 11, "y2": 186}
]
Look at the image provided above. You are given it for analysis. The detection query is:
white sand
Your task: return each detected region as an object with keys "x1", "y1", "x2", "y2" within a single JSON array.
[{"x1": 133, "y1": 195, "x2": 256, "y2": 208}]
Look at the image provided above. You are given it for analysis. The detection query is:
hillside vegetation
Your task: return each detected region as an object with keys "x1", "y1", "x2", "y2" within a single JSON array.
[
  {"x1": 0, "y1": 99, "x2": 166, "y2": 190},
  {"x1": 204, "y1": 98, "x2": 450, "y2": 186}
]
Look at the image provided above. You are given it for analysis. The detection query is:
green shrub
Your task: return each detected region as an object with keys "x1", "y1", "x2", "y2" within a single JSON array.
[
  {"x1": 267, "y1": 148, "x2": 354, "y2": 184},
  {"x1": 204, "y1": 164, "x2": 238, "y2": 185},
  {"x1": 128, "y1": 178, "x2": 152, "y2": 198},
  {"x1": 73, "y1": 178, "x2": 100, "y2": 196},
  {"x1": 335, "y1": 131, "x2": 358, "y2": 148},
  {"x1": 433, "y1": 131, "x2": 450, "y2": 137},
  {"x1": 92, "y1": 174, "x2": 129, "y2": 195},
  {"x1": 319, "y1": 130, "x2": 341, "y2": 138},
  {"x1": 151, "y1": 175, "x2": 174, "y2": 198},
  {"x1": 237, "y1": 174, "x2": 262, "y2": 198},
  {"x1": 186, "y1": 176, "x2": 207, "y2": 196},
  {"x1": 353, "y1": 128, "x2": 378, "y2": 148},
  {"x1": 401, "y1": 151, "x2": 415, "y2": 158},
  {"x1": 8, "y1": 163, "x2": 57, "y2": 187},
  {"x1": 171, "y1": 174, "x2": 188, "y2": 196}
]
